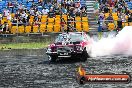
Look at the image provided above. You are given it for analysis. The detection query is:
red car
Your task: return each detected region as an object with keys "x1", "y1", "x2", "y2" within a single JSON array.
[{"x1": 46, "y1": 32, "x2": 92, "y2": 62}]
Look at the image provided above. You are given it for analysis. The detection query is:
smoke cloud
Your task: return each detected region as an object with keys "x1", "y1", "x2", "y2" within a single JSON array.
[{"x1": 88, "y1": 26, "x2": 132, "y2": 57}]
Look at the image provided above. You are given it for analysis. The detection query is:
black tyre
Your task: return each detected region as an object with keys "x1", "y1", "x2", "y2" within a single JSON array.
[
  {"x1": 48, "y1": 55, "x2": 57, "y2": 62},
  {"x1": 80, "y1": 48, "x2": 89, "y2": 62}
]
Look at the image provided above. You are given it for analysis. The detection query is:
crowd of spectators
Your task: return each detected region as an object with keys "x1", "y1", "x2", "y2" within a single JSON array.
[
  {"x1": 0, "y1": 0, "x2": 88, "y2": 33},
  {"x1": 1, "y1": 0, "x2": 131, "y2": 33},
  {"x1": 93, "y1": 0, "x2": 132, "y2": 32}
]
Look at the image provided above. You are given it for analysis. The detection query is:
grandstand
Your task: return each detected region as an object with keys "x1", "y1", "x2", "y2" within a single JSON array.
[
  {"x1": 0, "y1": 0, "x2": 132, "y2": 35},
  {"x1": 0, "y1": 0, "x2": 89, "y2": 34}
]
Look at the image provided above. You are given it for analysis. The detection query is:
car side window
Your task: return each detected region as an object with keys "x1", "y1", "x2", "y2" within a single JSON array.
[{"x1": 55, "y1": 35, "x2": 61, "y2": 42}]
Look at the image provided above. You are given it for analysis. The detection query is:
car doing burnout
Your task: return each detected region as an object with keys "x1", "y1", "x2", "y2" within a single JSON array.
[{"x1": 46, "y1": 32, "x2": 92, "y2": 62}]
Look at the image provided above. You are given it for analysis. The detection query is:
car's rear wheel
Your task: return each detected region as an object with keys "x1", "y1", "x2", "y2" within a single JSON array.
[
  {"x1": 80, "y1": 48, "x2": 89, "y2": 62},
  {"x1": 48, "y1": 55, "x2": 57, "y2": 62}
]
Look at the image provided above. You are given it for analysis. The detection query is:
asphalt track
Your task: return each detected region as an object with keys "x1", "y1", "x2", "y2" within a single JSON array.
[{"x1": 0, "y1": 49, "x2": 132, "y2": 88}]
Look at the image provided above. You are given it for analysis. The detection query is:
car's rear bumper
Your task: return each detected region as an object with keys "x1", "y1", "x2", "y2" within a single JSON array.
[{"x1": 46, "y1": 51, "x2": 82, "y2": 58}]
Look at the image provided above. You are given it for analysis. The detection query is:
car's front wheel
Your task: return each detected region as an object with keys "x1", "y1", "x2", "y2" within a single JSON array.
[{"x1": 48, "y1": 55, "x2": 57, "y2": 62}]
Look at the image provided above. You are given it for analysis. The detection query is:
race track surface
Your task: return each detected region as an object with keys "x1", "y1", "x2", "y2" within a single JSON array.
[{"x1": 0, "y1": 49, "x2": 132, "y2": 88}]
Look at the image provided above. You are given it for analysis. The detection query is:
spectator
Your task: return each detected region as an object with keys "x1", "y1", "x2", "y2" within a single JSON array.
[
  {"x1": 102, "y1": 22, "x2": 107, "y2": 31},
  {"x1": 47, "y1": 2, "x2": 53, "y2": 9},
  {"x1": 57, "y1": 0, "x2": 61, "y2": 4},
  {"x1": 36, "y1": 9, "x2": 42, "y2": 16},
  {"x1": 67, "y1": 17, "x2": 74, "y2": 32},
  {"x1": 76, "y1": 10, "x2": 80, "y2": 16},
  {"x1": 97, "y1": 0, "x2": 101, "y2": 4},
  {"x1": 30, "y1": 7, "x2": 35, "y2": 16},
  {"x1": 74, "y1": 1, "x2": 81, "y2": 13},
  {"x1": 60, "y1": 18, "x2": 66, "y2": 32},
  {"x1": 118, "y1": 11, "x2": 123, "y2": 19},
  {"x1": 15, "y1": 10, "x2": 21, "y2": 19},
  {"x1": 100, "y1": 3, "x2": 105, "y2": 12},
  {"x1": 112, "y1": 4, "x2": 117, "y2": 12},
  {"x1": 34, "y1": 9, "x2": 41, "y2": 21},
  {"x1": 27, "y1": 0, "x2": 33, "y2": 2},
  {"x1": 128, "y1": 13, "x2": 132, "y2": 22},
  {"x1": 7, "y1": 14, "x2": 12, "y2": 21},
  {"x1": 121, "y1": 13, "x2": 126, "y2": 21},
  {"x1": 7, "y1": 1, "x2": 14, "y2": 13},
  {"x1": 106, "y1": 14, "x2": 113, "y2": 23},
  {"x1": 103, "y1": 4, "x2": 110, "y2": 13},
  {"x1": 117, "y1": 5, "x2": 122, "y2": 13},
  {"x1": 73, "y1": 9, "x2": 77, "y2": 17},
  {"x1": 7, "y1": 1, "x2": 13, "y2": 7},
  {"x1": 21, "y1": 11, "x2": 27, "y2": 19},
  {"x1": 102, "y1": 0, "x2": 107, "y2": 4},
  {"x1": 12, "y1": 17, "x2": 17, "y2": 26},
  {"x1": 0, "y1": 21, "x2": 3, "y2": 32},
  {"x1": 42, "y1": 7, "x2": 49, "y2": 15},
  {"x1": 38, "y1": 0, "x2": 43, "y2": 4},
  {"x1": 93, "y1": 0, "x2": 99, "y2": 19},
  {"x1": 75, "y1": 1, "x2": 81, "y2": 8},
  {"x1": 3, "y1": 8, "x2": 10, "y2": 17},
  {"x1": 18, "y1": 3, "x2": 24, "y2": 12},
  {"x1": 48, "y1": 7, "x2": 55, "y2": 18},
  {"x1": 22, "y1": 17, "x2": 27, "y2": 25},
  {"x1": 54, "y1": 3, "x2": 61, "y2": 15},
  {"x1": 125, "y1": 8, "x2": 130, "y2": 15},
  {"x1": 0, "y1": 14, "x2": 2, "y2": 20},
  {"x1": 61, "y1": 5, "x2": 67, "y2": 14},
  {"x1": 31, "y1": 2, "x2": 36, "y2": 8},
  {"x1": 26, "y1": 15, "x2": 30, "y2": 23},
  {"x1": 33, "y1": 19, "x2": 40, "y2": 26},
  {"x1": 13, "y1": 1, "x2": 19, "y2": 8},
  {"x1": 98, "y1": 13, "x2": 104, "y2": 32},
  {"x1": 2, "y1": 22, "x2": 9, "y2": 32},
  {"x1": 18, "y1": 18, "x2": 23, "y2": 26},
  {"x1": 80, "y1": 6, "x2": 87, "y2": 17},
  {"x1": 117, "y1": 17, "x2": 122, "y2": 31},
  {"x1": 69, "y1": 8, "x2": 76, "y2": 18},
  {"x1": 110, "y1": 1, "x2": 115, "y2": 7}
]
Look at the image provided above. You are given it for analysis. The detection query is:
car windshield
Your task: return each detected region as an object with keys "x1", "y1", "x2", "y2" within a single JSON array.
[
  {"x1": 55, "y1": 33, "x2": 83, "y2": 43},
  {"x1": 70, "y1": 33, "x2": 83, "y2": 42}
]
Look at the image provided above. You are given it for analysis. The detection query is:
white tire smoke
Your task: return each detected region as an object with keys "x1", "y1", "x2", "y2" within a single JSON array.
[{"x1": 87, "y1": 26, "x2": 132, "y2": 57}]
